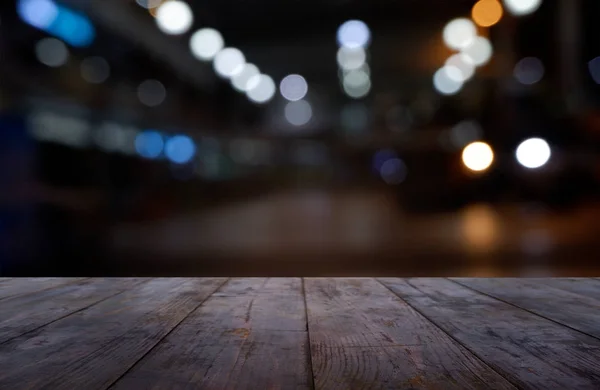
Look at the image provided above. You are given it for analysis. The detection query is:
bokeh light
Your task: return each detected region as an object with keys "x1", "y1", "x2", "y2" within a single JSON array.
[
  {"x1": 231, "y1": 64, "x2": 260, "y2": 92},
  {"x1": 246, "y1": 74, "x2": 276, "y2": 104},
  {"x1": 433, "y1": 67, "x2": 463, "y2": 95},
  {"x1": 462, "y1": 141, "x2": 494, "y2": 172},
  {"x1": 165, "y1": 135, "x2": 196, "y2": 164},
  {"x1": 516, "y1": 138, "x2": 551, "y2": 169},
  {"x1": 80, "y1": 56, "x2": 110, "y2": 84},
  {"x1": 35, "y1": 37, "x2": 69, "y2": 67},
  {"x1": 380, "y1": 158, "x2": 408, "y2": 185},
  {"x1": 135, "y1": 130, "x2": 164, "y2": 159},
  {"x1": 503, "y1": 0, "x2": 543, "y2": 16},
  {"x1": 443, "y1": 18, "x2": 477, "y2": 50},
  {"x1": 337, "y1": 20, "x2": 371, "y2": 49},
  {"x1": 155, "y1": 0, "x2": 193, "y2": 35},
  {"x1": 589, "y1": 57, "x2": 600, "y2": 84},
  {"x1": 337, "y1": 47, "x2": 367, "y2": 71},
  {"x1": 284, "y1": 100, "x2": 313, "y2": 126},
  {"x1": 190, "y1": 28, "x2": 224, "y2": 61},
  {"x1": 343, "y1": 69, "x2": 371, "y2": 99},
  {"x1": 514, "y1": 57, "x2": 544, "y2": 85},
  {"x1": 341, "y1": 103, "x2": 369, "y2": 135},
  {"x1": 279, "y1": 74, "x2": 309, "y2": 102},
  {"x1": 472, "y1": 0, "x2": 504, "y2": 27},
  {"x1": 461, "y1": 36, "x2": 493, "y2": 67},
  {"x1": 451, "y1": 120, "x2": 483, "y2": 149},
  {"x1": 137, "y1": 79, "x2": 167, "y2": 107},
  {"x1": 213, "y1": 48, "x2": 245, "y2": 79},
  {"x1": 18, "y1": 0, "x2": 58, "y2": 30},
  {"x1": 445, "y1": 54, "x2": 475, "y2": 82}
]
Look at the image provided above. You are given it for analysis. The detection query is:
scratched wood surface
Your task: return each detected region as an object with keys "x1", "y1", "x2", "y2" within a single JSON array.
[{"x1": 0, "y1": 278, "x2": 599, "y2": 390}]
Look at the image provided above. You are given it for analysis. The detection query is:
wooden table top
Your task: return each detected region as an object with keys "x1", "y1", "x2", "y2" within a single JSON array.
[{"x1": 1, "y1": 277, "x2": 599, "y2": 389}]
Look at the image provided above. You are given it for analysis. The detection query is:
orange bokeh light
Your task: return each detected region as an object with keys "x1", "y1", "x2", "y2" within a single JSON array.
[{"x1": 472, "y1": 0, "x2": 504, "y2": 28}]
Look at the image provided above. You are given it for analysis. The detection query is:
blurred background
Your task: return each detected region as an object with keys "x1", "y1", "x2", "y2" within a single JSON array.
[{"x1": 1, "y1": 0, "x2": 599, "y2": 276}]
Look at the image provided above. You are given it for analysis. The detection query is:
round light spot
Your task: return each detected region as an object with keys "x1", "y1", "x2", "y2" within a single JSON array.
[
  {"x1": 337, "y1": 47, "x2": 366, "y2": 71},
  {"x1": 246, "y1": 74, "x2": 276, "y2": 104},
  {"x1": 443, "y1": 18, "x2": 477, "y2": 50},
  {"x1": 18, "y1": 0, "x2": 58, "y2": 30},
  {"x1": 445, "y1": 54, "x2": 475, "y2": 82},
  {"x1": 190, "y1": 28, "x2": 224, "y2": 61},
  {"x1": 284, "y1": 100, "x2": 312, "y2": 126},
  {"x1": 433, "y1": 67, "x2": 463, "y2": 95},
  {"x1": 231, "y1": 63, "x2": 260, "y2": 92},
  {"x1": 451, "y1": 120, "x2": 483, "y2": 148},
  {"x1": 514, "y1": 57, "x2": 544, "y2": 85},
  {"x1": 380, "y1": 158, "x2": 407, "y2": 185},
  {"x1": 81, "y1": 56, "x2": 110, "y2": 84},
  {"x1": 462, "y1": 141, "x2": 494, "y2": 172},
  {"x1": 279, "y1": 74, "x2": 308, "y2": 102},
  {"x1": 461, "y1": 36, "x2": 493, "y2": 67},
  {"x1": 135, "y1": 130, "x2": 164, "y2": 159},
  {"x1": 155, "y1": 0, "x2": 193, "y2": 35},
  {"x1": 341, "y1": 103, "x2": 369, "y2": 134},
  {"x1": 35, "y1": 38, "x2": 69, "y2": 68},
  {"x1": 472, "y1": 0, "x2": 504, "y2": 27},
  {"x1": 165, "y1": 134, "x2": 196, "y2": 164},
  {"x1": 589, "y1": 57, "x2": 600, "y2": 84},
  {"x1": 137, "y1": 79, "x2": 167, "y2": 107},
  {"x1": 516, "y1": 138, "x2": 551, "y2": 169},
  {"x1": 213, "y1": 48, "x2": 245, "y2": 79},
  {"x1": 343, "y1": 69, "x2": 371, "y2": 99},
  {"x1": 337, "y1": 20, "x2": 371, "y2": 49},
  {"x1": 503, "y1": 0, "x2": 542, "y2": 16}
]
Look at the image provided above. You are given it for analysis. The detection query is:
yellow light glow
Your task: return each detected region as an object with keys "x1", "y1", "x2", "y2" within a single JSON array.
[
  {"x1": 462, "y1": 141, "x2": 494, "y2": 172},
  {"x1": 472, "y1": 0, "x2": 503, "y2": 28}
]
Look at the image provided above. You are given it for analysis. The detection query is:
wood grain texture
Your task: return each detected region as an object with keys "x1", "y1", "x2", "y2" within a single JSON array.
[
  {"x1": 0, "y1": 278, "x2": 88, "y2": 301},
  {"x1": 0, "y1": 278, "x2": 143, "y2": 344},
  {"x1": 452, "y1": 278, "x2": 600, "y2": 339},
  {"x1": 380, "y1": 278, "x2": 600, "y2": 390},
  {"x1": 0, "y1": 278, "x2": 227, "y2": 390},
  {"x1": 304, "y1": 278, "x2": 516, "y2": 390},
  {"x1": 528, "y1": 278, "x2": 600, "y2": 300},
  {"x1": 111, "y1": 278, "x2": 312, "y2": 390}
]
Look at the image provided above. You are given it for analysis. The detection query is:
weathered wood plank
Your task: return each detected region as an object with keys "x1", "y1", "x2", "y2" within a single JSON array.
[
  {"x1": 527, "y1": 278, "x2": 600, "y2": 300},
  {"x1": 452, "y1": 278, "x2": 600, "y2": 339},
  {"x1": 0, "y1": 278, "x2": 227, "y2": 390},
  {"x1": 0, "y1": 278, "x2": 144, "y2": 344},
  {"x1": 0, "y1": 278, "x2": 88, "y2": 300},
  {"x1": 305, "y1": 278, "x2": 516, "y2": 390},
  {"x1": 111, "y1": 278, "x2": 312, "y2": 390},
  {"x1": 380, "y1": 278, "x2": 600, "y2": 389}
]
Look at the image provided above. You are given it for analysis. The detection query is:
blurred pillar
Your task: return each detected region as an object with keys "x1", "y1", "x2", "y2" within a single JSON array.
[{"x1": 558, "y1": 0, "x2": 584, "y2": 113}]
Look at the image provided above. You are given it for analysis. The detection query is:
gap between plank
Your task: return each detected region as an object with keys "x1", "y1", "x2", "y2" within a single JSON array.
[
  {"x1": 301, "y1": 278, "x2": 316, "y2": 390},
  {"x1": 376, "y1": 278, "x2": 523, "y2": 390},
  {"x1": 449, "y1": 278, "x2": 600, "y2": 343},
  {"x1": 0, "y1": 278, "x2": 94, "y2": 302}
]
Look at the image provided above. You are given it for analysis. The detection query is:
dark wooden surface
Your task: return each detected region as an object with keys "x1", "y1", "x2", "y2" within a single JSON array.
[{"x1": 1, "y1": 278, "x2": 599, "y2": 389}]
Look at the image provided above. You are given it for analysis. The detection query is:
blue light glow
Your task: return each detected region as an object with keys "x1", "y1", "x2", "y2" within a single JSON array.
[
  {"x1": 372, "y1": 149, "x2": 397, "y2": 172},
  {"x1": 165, "y1": 135, "x2": 196, "y2": 164},
  {"x1": 135, "y1": 131, "x2": 164, "y2": 159},
  {"x1": 17, "y1": 0, "x2": 58, "y2": 30}
]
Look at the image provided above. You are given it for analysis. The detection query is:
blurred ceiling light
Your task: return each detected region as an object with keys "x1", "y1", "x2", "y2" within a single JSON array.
[
  {"x1": 516, "y1": 138, "x2": 551, "y2": 169},
  {"x1": 589, "y1": 57, "x2": 600, "y2": 84},
  {"x1": 80, "y1": 56, "x2": 110, "y2": 84},
  {"x1": 136, "y1": 0, "x2": 163, "y2": 9},
  {"x1": 213, "y1": 48, "x2": 245, "y2": 78},
  {"x1": 462, "y1": 141, "x2": 494, "y2": 172},
  {"x1": 514, "y1": 57, "x2": 544, "y2": 85},
  {"x1": 337, "y1": 20, "x2": 371, "y2": 49},
  {"x1": 137, "y1": 79, "x2": 167, "y2": 107},
  {"x1": 165, "y1": 135, "x2": 196, "y2": 164},
  {"x1": 246, "y1": 74, "x2": 276, "y2": 104},
  {"x1": 472, "y1": 0, "x2": 504, "y2": 27},
  {"x1": 380, "y1": 158, "x2": 407, "y2": 185},
  {"x1": 343, "y1": 69, "x2": 371, "y2": 99},
  {"x1": 17, "y1": 0, "x2": 58, "y2": 30},
  {"x1": 502, "y1": 0, "x2": 542, "y2": 16},
  {"x1": 337, "y1": 47, "x2": 366, "y2": 71},
  {"x1": 461, "y1": 36, "x2": 493, "y2": 67},
  {"x1": 135, "y1": 130, "x2": 164, "y2": 159},
  {"x1": 190, "y1": 28, "x2": 224, "y2": 61},
  {"x1": 155, "y1": 0, "x2": 193, "y2": 35},
  {"x1": 443, "y1": 18, "x2": 477, "y2": 50},
  {"x1": 35, "y1": 37, "x2": 69, "y2": 67},
  {"x1": 284, "y1": 100, "x2": 313, "y2": 126},
  {"x1": 279, "y1": 74, "x2": 309, "y2": 101},
  {"x1": 433, "y1": 67, "x2": 463, "y2": 95},
  {"x1": 445, "y1": 54, "x2": 475, "y2": 82},
  {"x1": 231, "y1": 63, "x2": 260, "y2": 92}
]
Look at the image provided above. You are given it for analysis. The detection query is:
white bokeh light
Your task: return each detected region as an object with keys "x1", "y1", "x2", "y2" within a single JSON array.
[
  {"x1": 514, "y1": 57, "x2": 545, "y2": 85},
  {"x1": 433, "y1": 67, "x2": 463, "y2": 95},
  {"x1": 337, "y1": 20, "x2": 371, "y2": 49},
  {"x1": 231, "y1": 63, "x2": 260, "y2": 92},
  {"x1": 36, "y1": 38, "x2": 69, "y2": 67},
  {"x1": 213, "y1": 48, "x2": 245, "y2": 79},
  {"x1": 343, "y1": 69, "x2": 371, "y2": 99},
  {"x1": 190, "y1": 28, "x2": 224, "y2": 61},
  {"x1": 137, "y1": 79, "x2": 167, "y2": 107},
  {"x1": 337, "y1": 47, "x2": 366, "y2": 71},
  {"x1": 503, "y1": 0, "x2": 543, "y2": 16},
  {"x1": 285, "y1": 100, "x2": 313, "y2": 126},
  {"x1": 443, "y1": 18, "x2": 477, "y2": 50},
  {"x1": 461, "y1": 36, "x2": 493, "y2": 67},
  {"x1": 155, "y1": 1, "x2": 193, "y2": 35},
  {"x1": 279, "y1": 74, "x2": 308, "y2": 102},
  {"x1": 246, "y1": 74, "x2": 276, "y2": 104},
  {"x1": 462, "y1": 142, "x2": 494, "y2": 172},
  {"x1": 516, "y1": 138, "x2": 551, "y2": 169},
  {"x1": 445, "y1": 54, "x2": 475, "y2": 82}
]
